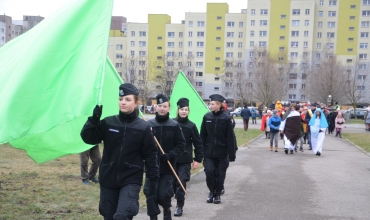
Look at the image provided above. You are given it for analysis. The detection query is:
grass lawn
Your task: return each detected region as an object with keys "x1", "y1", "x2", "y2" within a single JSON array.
[
  {"x1": 342, "y1": 133, "x2": 370, "y2": 152},
  {"x1": 0, "y1": 129, "x2": 261, "y2": 219},
  {"x1": 345, "y1": 118, "x2": 366, "y2": 124}
]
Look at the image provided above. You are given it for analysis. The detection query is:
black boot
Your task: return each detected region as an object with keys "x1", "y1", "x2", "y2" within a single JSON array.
[
  {"x1": 163, "y1": 207, "x2": 172, "y2": 220},
  {"x1": 290, "y1": 150, "x2": 293, "y2": 154},
  {"x1": 300, "y1": 146, "x2": 304, "y2": 152},
  {"x1": 335, "y1": 132, "x2": 338, "y2": 137},
  {"x1": 213, "y1": 194, "x2": 221, "y2": 204},
  {"x1": 339, "y1": 133, "x2": 342, "y2": 138},
  {"x1": 206, "y1": 192, "x2": 214, "y2": 203},
  {"x1": 150, "y1": 215, "x2": 158, "y2": 220},
  {"x1": 221, "y1": 188, "x2": 225, "y2": 195},
  {"x1": 285, "y1": 148, "x2": 288, "y2": 154},
  {"x1": 174, "y1": 201, "x2": 184, "y2": 217}
]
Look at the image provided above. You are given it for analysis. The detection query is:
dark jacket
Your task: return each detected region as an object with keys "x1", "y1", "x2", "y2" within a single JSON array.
[
  {"x1": 305, "y1": 108, "x2": 316, "y2": 132},
  {"x1": 200, "y1": 110, "x2": 236, "y2": 160},
  {"x1": 173, "y1": 117, "x2": 203, "y2": 164},
  {"x1": 148, "y1": 113, "x2": 185, "y2": 175},
  {"x1": 241, "y1": 107, "x2": 251, "y2": 119},
  {"x1": 80, "y1": 111, "x2": 159, "y2": 188}
]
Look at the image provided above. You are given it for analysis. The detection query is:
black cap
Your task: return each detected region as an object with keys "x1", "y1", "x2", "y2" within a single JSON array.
[
  {"x1": 209, "y1": 94, "x2": 225, "y2": 102},
  {"x1": 177, "y1": 98, "x2": 189, "y2": 108},
  {"x1": 119, "y1": 83, "x2": 139, "y2": 96},
  {"x1": 311, "y1": 103, "x2": 317, "y2": 107},
  {"x1": 156, "y1": 94, "x2": 169, "y2": 104}
]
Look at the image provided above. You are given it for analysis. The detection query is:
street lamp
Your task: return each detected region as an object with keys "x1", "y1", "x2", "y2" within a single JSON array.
[{"x1": 327, "y1": 95, "x2": 332, "y2": 106}]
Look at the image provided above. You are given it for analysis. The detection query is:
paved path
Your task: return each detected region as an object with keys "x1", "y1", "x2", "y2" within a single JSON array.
[{"x1": 135, "y1": 132, "x2": 370, "y2": 220}]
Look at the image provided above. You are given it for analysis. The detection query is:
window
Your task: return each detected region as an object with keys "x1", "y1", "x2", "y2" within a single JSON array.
[
  {"x1": 279, "y1": 47, "x2": 285, "y2": 51},
  {"x1": 304, "y1": 41, "x2": 308, "y2": 47},
  {"x1": 167, "y1": 42, "x2": 174, "y2": 47},
  {"x1": 362, "y1": 21, "x2": 370, "y2": 27},
  {"x1": 328, "y1": 11, "x2": 336, "y2": 16},
  {"x1": 328, "y1": 22, "x2": 335, "y2": 28},
  {"x1": 317, "y1": 43, "x2": 321, "y2": 49},
  {"x1": 130, "y1": 41, "x2": 135, "y2": 46},
  {"x1": 259, "y1": 41, "x2": 267, "y2": 47},
  {"x1": 250, "y1": 41, "x2": 254, "y2": 46},
  {"x1": 316, "y1": 53, "x2": 321, "y2": 59},
  {"x1": 281, "y1": 14, "x2": 286, "y2": 18},
  {"x1": 179, "y1": 32, "x2": 183, "y2": 38},
  {"x1": 215, "y1": 57, "x2": 220, "y2": 61},
  {"x1": 238, "y1": 32, "x2": 243, "y2": 38},
  {"x1": 116, "y1": 44, "x2": 123, "y2": 50},
  {"x1": 251, "y1": 20, "x2": 255, "y2": 26},
  {"x1": 178, "y1": 52, "x2": 182, "y2": 57},
  {"x1": 216, "y1": 26, "x2": 221, "y2": 30},
  {"x1": 349, "y1": 37, "x2": 354, "y2": 41},
  {"x1": 130, "y1": 51, "x2": 135, "y2": 56},
  {"x1": 363, "y1": 10, "x2": 370, "y2": 16},
  {"x1": 291, "y1": 41, "x2": 299, "y2": 47},
  {"x1": 187, "y1": 60, "x2": 192, "y2": 65},
  {"x1": 215, "y1": 67, "x2": 220, "y2": 71},
  {"x1": 157, "y1": 46, "x2": 162, "y2": 50},
  {"x1": 347, "y1": 59, "x2": 352, "y2": 63},
  {"x1": 116, "y1": 63, "x2": 122, "y2": 68},
  {"x1": 320, "y1": 0, "x2": 324, "y2": 6},
  {"x1": 348, "y1": 48, "x2": 353, "y2": 52},
  {"x1": 227, "y1": 22, "x2": 235, "y2": 27},
  {"x1": 289, "y1": 73, "x2": 298, "y2": 79},
  {"x1": 303, "y1": 52, "x2": 308, "y2": 58},
  {"x1": 238, "y1": 42, "x2": 243, "y2": 48},
  {"x1": 168, "y1": 32, "x2": 175, "y2": 37},
  {"x1": 251, "y1": 9, "x2": 256, "y2": 15},
  {"x1": 280, "y1": 25, "x2": 286, "y2": 29},
  {"x1": 139, "y1": 31, "x2": 146, "y2": 37},
  {"x1": 318, "y1": 32, "x2": 322, "y2": 38},
  {"x1": 139, "y1": 60, "x2": 146, "y2": 66},
  {"x1": 260, "y1": 31, "x2": 267, "y2": 36},
  {"x1": 189, "y1": 31, "x2": 193, "y2": 37},
  {"x1": 360, "y1": 43, "x2": 368, "y2": 48},
  {"x1": 327, "y1": 32, "x2": 335, "y2": 38},
  {"x1": 196, "y1": 82, "x2": 203, "y2": 87},
  {"x1": 196, "y1": 62, "x2": 203, "y2": 67},
  {"x1": 139, "y1": 51, "x2": 146, "y2": 56},
  {"x1": 116, "y1": 53, "x2": 122, "y2": 59},
  {"x1": 215, "y1": 77, "x2": 220, "y2": 81},
  {"x1": 318, "y1": 11, "x2": 323, "y2": 16},
  {"x1": 238, "y1": 52, "x2": 242, "y2": 58},
  {"x1": 329, "y1": 0, "x2": 337, "y2": 6},
  {"x1": 292, "y1": 20, "x2": 300, "y2": 26},
  {"x1": 260, "y1": 20, "x2": 267, "y2": 26},
  {"x1": 290, "y1": 52, "x2": 298, "y2": 58},
  {"x1": 214, "y1": 87, "x2": 220, "y2": 91},
  {"x1": 350, "y1": 16, "x2": 356, "y2": 20},
  {"x1": 326, "y1": 43, "x2": 334, "y2": 48},
  {"x1": 167, "y1": 52, "x2": 174, "y2": 57},
  {"x1": 358, "y1": 75, "x2": 366, "y2": 80},
  {"x1": 250, "y1": 31, "x2": 255, "y2": 37},
  {"x1": 227, "y1": 32, "x2": 234, "y2": 37},
  {"x1": 351, "y1": 5, "x2": 356, "y2": 9},
  {"x1": 226, "y1": 52, "x2": 233, "y2": 57},
  {"x1": 318, "y1": 22, "x2": 322, "y2": 28},
  {"x1": 197, "y1": 31, "x2": 204, "y2": 37},
  {"x1": 216, "y1": 47, "x2": 221, "y2": 51},
  {"x1": 293, "y1": 9, "x2": 300, "y2": 15},
  {"x1": 360, "y1": 54, "x2": 368, "y2": 59},
  {"x1": 305, "y1": 9, "x2": 310, "y2": 15},
  {"x1": 198, "y1": 21, "x2": 205, "y2": 26},
  {"x1": 280, "y1": 36, "x2": 285, "y2": 40},
  {"x1": 197, "y1": 52, "x2": 203, "y2": 57},
  {"x1": 239, "y1": 22, "x2": 243, "y2": 27},
  {"x1": 196, "y1": 72, "x2": 203, "y2": 77},
  {"x1": 359, "y1": 64, "x2": 367, "y2": 70},
  {"x1": 131, "y1": 31, "x2": 135, "y2": 37},
  {"x1": 217, "y1": 16, "x2": 222, "y2": 20},
  {"x1": 291, "y1": 31, "x2": 299, "y2": 37},
  {"x1": 216, "y1": 37, "x2": 221, "y2": 40},
  {"x1": 289, "y1": 84, "x2": 297, "y2": 89},
  {"x1": 226, "y1": 42, "x2": 234, "y2": 48},
  {"x1": 197, "y1": 41, "x2": 204, "y2": 47},
  {"x1": 179, "y1": 42, "x2": 183, "y2": 47},
  {"x1": 361, "y1": 32, "x2": 369, "y2": 38},
  {"x1": 188, "y1": 41, "x2": 192, "y2": 47},
  {"x1": 304, "y1": 31, "x2": 309, "y2": 37},
  {"x1": 357, "y1": 86, "x2": 365, "y2": 90},
  {"x1": 349, "y1": 27, "x2": 355, "y2": 31},
  {"x1": 305, "y1": 20, "x2": 309, "y2": 26},
  {"x1": 364, "y1": 0, "x2": 370, "y2": 5},
  {"x1": 167, "y1": 81, "x2": 173, "y2": 86},
  {"x1": 261, "y1": 9, "x2": 268, "y2": 15},
  {"x1": 189, "y1": 21, "x2": 193, "y2": 27},
  {"x1": 157, "y1": 36, "x2": 162, "y2": 40}
]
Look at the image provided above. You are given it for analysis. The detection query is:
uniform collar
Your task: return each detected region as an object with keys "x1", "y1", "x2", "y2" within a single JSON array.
[
  {"x1": 155, "y1": 112, "x2": 169, "y2": 123},
  {"x1": 119, "y1": 110, "x2": 137, "y2": 123}
]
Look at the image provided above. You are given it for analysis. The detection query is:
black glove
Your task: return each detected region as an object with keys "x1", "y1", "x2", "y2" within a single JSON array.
[
  {"x1": 149, "y1": 179, "x2": 157, "y2": 196},
  {"x1": 160, "y1": 153, "x2": 171, "y2": 162},
  {"x1": 88, "y1": 105, "x2": 103, "y2": 125}
]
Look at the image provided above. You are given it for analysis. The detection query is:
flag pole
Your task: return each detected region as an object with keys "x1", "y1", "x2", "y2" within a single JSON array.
[{"x1": 141, "y1": 113, "x2": 189, "y2": 196}]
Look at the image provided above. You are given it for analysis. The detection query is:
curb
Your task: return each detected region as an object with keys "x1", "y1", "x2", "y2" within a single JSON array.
[{"x1": 343, "y1": 137, "x2": 370, "y2": 158}]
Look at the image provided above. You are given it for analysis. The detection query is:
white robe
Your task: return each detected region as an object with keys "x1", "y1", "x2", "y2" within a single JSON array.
[
  {"x1": 279, "y1": 110, "x2": 300, "y2": 150},
  {"x1": 310, "y1": 118, "x2": 326, "y2": 154}
]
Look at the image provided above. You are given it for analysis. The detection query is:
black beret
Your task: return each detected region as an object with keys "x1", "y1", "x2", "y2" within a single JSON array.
[
  {"x1": 177, "y1": 98, "x2": 189, "y2": 108},
  {"x1": 209, "y1": 94, "x2": 225, "y2": 102},
  {"x1": 119, "y1": 83, "x2": 139, "y2": 96},
  {"x1": 156, "y1": 94, "x2": 169, "y2": 104}
]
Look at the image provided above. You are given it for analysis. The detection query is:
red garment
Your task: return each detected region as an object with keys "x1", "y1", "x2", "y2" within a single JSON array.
[
  {"x1": 301, "y1": 113, "x2": 308, "y2": 132},
  {"x1": 261, "y1": 115, "x2": 269, "y2": 131}
]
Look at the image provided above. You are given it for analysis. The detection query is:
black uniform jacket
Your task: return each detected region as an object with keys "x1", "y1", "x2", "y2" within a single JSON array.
[
  {"x1": 173, "y1": 117, "x2": 203, "y2": 164},
  {"x1": 200, "y1": 110, "x2": 236, "y2": 160},
  {"x1": 80, "y1": 111, "x2": 159, "y2": 188},
  {"x1": 148, "y1": 113, "x2": 185, "y2": 175}
]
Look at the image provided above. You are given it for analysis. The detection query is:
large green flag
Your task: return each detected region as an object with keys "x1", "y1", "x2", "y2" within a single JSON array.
[
  {"x1": 0, "y1": 0, "x2": 115, "y2": 163},
  {"x1": 169, "y1": 71, "x2": 210, "y2": 130}
]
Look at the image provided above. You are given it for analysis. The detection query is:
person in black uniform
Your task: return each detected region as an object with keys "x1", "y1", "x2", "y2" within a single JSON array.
[
  {"x1": 200, "y1": 94, "x2": 236, "y2": 204},
  {"x1": 80, "y1": 83, "x2": 159, "y2": 220},
  {"x1": 145, "y1": 94, "x2": 185, "y2": 220},
  {"x1": 305, "y1": 103, "x2": 317, "y2": 150},
  {"x1": 172, "y1": 98, "x2": 203, "y2": 217}
]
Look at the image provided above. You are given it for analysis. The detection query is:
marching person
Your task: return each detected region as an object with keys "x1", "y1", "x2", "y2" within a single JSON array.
[
  {"x1": 172, "y1": 98, "x2": 203, "y2": 217},
  {"x1": 279, "y1": 103, "x2": 301, "y2": 155},
  {"x1": 309, "y1": 108, "x2": 328, "y2": 156},
  {"x1": 145, "y1": 94, "x2": 185, "y2": 220},
  {"x1": 80, "y1": 83, "x2": 159, "y2": 220},
  {"x1": 200, "y1": 94, "x2": 235, "y2": 204},
  {"x1": 305, "y1": 104, "x2": 317, "y2": 150},
  {"x1": 241, "y1": 105, "x2": 251, "y2": 131},
  {"x1": 268, "y1": 110, "x2": 281, "y2": 152},
  {"x1": 79, "y1": 144, "x2": 101, "y2": 185}
]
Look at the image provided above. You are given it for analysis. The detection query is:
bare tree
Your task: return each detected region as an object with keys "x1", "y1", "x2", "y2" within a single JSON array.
[
  {"x1": 307, "y1": 50, "x2": 347, "y2": 106},
  {"x1": 248, "y1": 48, "x2": 289, "y2": 107},
  {"x1": 344, "y1": 59, "x2": 370, "y2": 118},
  {"x1": 154, "y1": 54, "x2": 180, "y2": 98}
]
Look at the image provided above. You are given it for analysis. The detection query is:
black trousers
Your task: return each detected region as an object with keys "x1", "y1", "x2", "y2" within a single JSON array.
[
  {"x1": 99, "y1": 184, "x2": 141, "y2": 220},
  {"x1": 203, "y1": 157, "x2": 229, "y2": 194},
  {"x1": 144, "y1": 174, "x2": 174, "y2": 216},
  {"x1": 173, "y1": 163, "x2": 191, "y2": 202}
]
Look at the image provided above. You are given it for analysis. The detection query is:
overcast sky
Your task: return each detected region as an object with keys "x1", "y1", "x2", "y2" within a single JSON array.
[{"x1": 0, "y1": 0, "x2": 248, "y2": 23}]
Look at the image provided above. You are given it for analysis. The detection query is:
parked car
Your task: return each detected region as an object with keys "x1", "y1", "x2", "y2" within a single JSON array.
[
  {"x1": 230, "y1": 107, "x2": 242, "y2": 117},
  {"x1": 351, "y1": 109, "x2": 367, "y2": 119}
]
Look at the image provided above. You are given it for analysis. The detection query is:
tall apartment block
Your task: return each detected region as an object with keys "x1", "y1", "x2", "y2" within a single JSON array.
[{"x1": 108, "y1": 0, "x2": 370, "y2": 103}]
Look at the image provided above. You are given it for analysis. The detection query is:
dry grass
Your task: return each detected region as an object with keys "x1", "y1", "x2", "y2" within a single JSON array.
[
  {"x1": 234, "y1": 128, "x2": 263, "y2": 147},
  {"x1": 342, "y1": 133, "x2": 370, "y2": 152}
]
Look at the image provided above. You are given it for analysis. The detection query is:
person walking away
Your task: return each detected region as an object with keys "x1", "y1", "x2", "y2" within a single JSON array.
[
  {"x1": 268, "y1": 110, "x2": 281, "y2": 152},
  {"x1": 269, "y1": 101, "x2": 275, "y2": 110},
  {"x1": 327, "y1": 110, "x2": 337, "y2": 134},
  {"x1": 200, "y1": 94, "x2": 235, "y2": 204},
  {"x1": 251, "y1": 107, "x2": 257, "y2": 124},
  {"x1": 279, "y1": 103, "x2": 301, "y2": 155},
  {"x1": 80, "y1": 144, "x2": 101, "y2": 185},
  {"x1": 309, "y1": 108, "x2": 328, "y2": 156},
  {"x1": 241, "y1": 105, "x2": 251, "y2": 131},
  {"x1": 80, "y1": 83, "x2": 159, "y2": 220},
  {"x1": 261, "y1": 110, "x2": 272, "y2": 139},
  {"x1": 335, "y1": 112, "x2": 345, "y2": 138},
  {"x1": 305, "y1": 104, "x2": 317, "y2": 150},
  {"x1": 258, "y1": 104, "x2": 263, "y2": 118},
  {"x1": 146, "y1": 94, "x2": 186, "y2": 220},
  {"x1": 172, "y1": 98, "x2": 203, "y2": 217}
]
